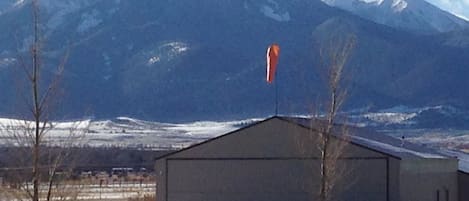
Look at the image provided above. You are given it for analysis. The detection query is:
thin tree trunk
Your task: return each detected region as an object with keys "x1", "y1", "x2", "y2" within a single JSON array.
[
  {"x1": 319, "y1": 87, "x2": 338, "y2": 201},
  {"x1": 319, "y1": 134, "x2": 330, "y2": 201},
  {"x1": 46, "y1": 170, "x2": 55, "y2": 201},
  {"x1": 32, "y1": 0, "x2": 41, "y2": 200}
]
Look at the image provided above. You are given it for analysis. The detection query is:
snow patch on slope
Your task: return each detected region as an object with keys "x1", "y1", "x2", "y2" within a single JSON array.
[
  {"x1": 364, "y1": 112, "x2": 417, "y2": 124},
  {"x1": 259, "y1": 0, "x2": 290, "y2": 22},
  {"x1": 147, "y1": 56, "x2": 160, "y2": 65},
  {"x1": 260, "y1": 5, "x2": 290, "y2": 22},
  {"x1": 0, "y1": 58, "x2": 16, "y2": 69},
  {"x1": 77, "y1": 9, "x2": 102, "y2": 33},
  {"x1": 146, "y1": 42, "x2": 189, "y2": 66},
  {"x1": 454, "y1": 13, "x2": 469, "y2": 21},
  {"x1": 0, "y1": 118, "x2": 90, "y2": 129},
  {"x1": 358, "y1": 0, "x2": 384, "y2": 4},
  {"x1": 34, "y1": 0, "x2": 99, "y2": 31},
  {"x1": 13, "y1": 0, "x2": 25, "y2": 7},
  {"x1": 351, "y1": 105, "x2": 468, "y2": 128},
  {"x1": 164, "y1": 42, "x2": 189, "y2": 54},
  {"x1": 392, "y1": 0, "x2": 408, "y2": 12}
]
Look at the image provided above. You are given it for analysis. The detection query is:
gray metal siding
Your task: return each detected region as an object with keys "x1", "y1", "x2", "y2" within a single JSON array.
[
  {"x1": 163, "y1": 158, "x2": 389, "y2": 201},
  {"x1": 458, "y1": 171, "x2": 469, "y2": 201},
  {"x1": 400, "y1": 159, "x2": 459, "y2": 201},
  {"x1": 388, "y1": 157, "x2": 401, "y2": 201}
]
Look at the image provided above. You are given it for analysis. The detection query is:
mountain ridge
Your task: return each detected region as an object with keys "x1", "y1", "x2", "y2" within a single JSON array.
[
  {"x1": 0, "y1": 0, "x2": 468, "y2": 122},
  {"x1": 321, "y1": 0, "x2": 469, "y2": 33}
]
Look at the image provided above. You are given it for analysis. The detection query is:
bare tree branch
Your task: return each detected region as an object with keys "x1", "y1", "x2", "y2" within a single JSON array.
[
  {"x1": 316, "y1": 34, "x2": 356, "y2": 201},
  {"x1": 0, "y1": 1, "x2": 84, "y2": 200}
]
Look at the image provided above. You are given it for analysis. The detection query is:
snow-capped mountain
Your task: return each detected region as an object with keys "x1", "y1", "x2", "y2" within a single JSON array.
[{"x1": 321, "y1": 0, "x2": 469, "y2": 33}]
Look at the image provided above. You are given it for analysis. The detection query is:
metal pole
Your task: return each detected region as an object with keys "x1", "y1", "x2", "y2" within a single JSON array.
[{"x1": 275, "y1": 79, "x2": 278, "y2": 116}]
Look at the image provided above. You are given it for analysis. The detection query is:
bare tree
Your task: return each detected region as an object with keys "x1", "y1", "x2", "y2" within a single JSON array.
[
  {"x1": 315, "y1": 34, "x2": 356, "y2": 201},
  {"x1": 0, "y1": 0, "x2": 86, "y2": 200}
]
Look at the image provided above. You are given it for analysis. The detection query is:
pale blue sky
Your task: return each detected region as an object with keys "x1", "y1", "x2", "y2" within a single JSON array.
[{"x1": 426, "y1": 0, "x2": 469, "y2": 20}]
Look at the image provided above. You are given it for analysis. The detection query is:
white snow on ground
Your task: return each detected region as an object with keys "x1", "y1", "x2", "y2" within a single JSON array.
[
  {"x1": 404, "y1": 131, "x2": 469, "y2": 152},
  {"x1": 0, "y1": 118, "x2": 90, "y2": 129},
  {"x1": 363, "y1": 112, "x2": 417, "y2": 124},
  {"x1": 166, "y1": 121, "x2": 241, "y2": 136},
  {"x1": 378, "y1": 128, "x2": 469, "y2": 172},
  {"x1": 0, "y1": 118, "x2": 27, "y2": 126},
  {"x1": 0, "y1": 117, "x2": 257, "y2": 149},
  {"x1": 0, "y1": 182, "x2": 155, "y2": 201},
  {"x1": 362, "y1": 106, "x2": 421, "y2": 124},
  {"x1": 54, "y1": 120, "x2": 91, "y2": 129},
  {"x1": 378, "y1": 105, "x2": 416, "y2": 113},
  {"x1": 353, "y1": 105, "x2": 465, "y2": 126}
]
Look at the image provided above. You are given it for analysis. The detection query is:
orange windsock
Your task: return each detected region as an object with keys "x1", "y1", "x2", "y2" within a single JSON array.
[{"x1": 266, "y1": 44, "x2": 280, "y2": 83}]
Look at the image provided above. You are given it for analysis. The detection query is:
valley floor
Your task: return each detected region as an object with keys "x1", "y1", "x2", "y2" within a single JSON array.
[{"x1": 0, "y1": 181, "x2": 155, "y2": 201}]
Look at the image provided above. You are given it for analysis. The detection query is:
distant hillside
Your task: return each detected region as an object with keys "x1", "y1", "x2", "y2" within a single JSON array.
[{"x1": 0, "y1": 0, "x2": 468, "y2": 122}]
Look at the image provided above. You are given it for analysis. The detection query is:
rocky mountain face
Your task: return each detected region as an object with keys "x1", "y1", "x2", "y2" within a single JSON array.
[
  {"x1": 0, "y1": 0, "x2": 468, "y2": 122},
  {"x1": 321, "y1": 0, "x2": 469, "y2": 33}
]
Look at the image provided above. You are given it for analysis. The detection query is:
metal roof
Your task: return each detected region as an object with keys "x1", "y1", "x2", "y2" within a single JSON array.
[
  {"x1": 280, "y1": 116, "x2": 450, "y2": 159},
  {"x1": 156, "y1": 116, "x2": 452, "y2": 161}
]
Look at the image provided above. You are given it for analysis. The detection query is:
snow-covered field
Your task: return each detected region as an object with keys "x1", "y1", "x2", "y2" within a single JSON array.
[
  {"x1": 0, "y1": 117, "x2": 260, "y2": 150},
  {"x1": 380, "y1": 129, "x2": 469, "y2": 150},
  {"x1": 0, "y1": 182, "x2": 155, "y2": 201},
  {"x1": 347, "y1": 105, "x2": 469, "y2": 153},
  {"x1": 1, "y1": 105, "x2": 469, "y2": 156}
]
